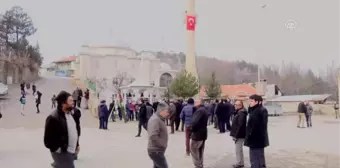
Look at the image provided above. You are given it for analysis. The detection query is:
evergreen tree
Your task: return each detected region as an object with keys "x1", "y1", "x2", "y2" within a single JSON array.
[
  {"x1": 204, "y1": 71, "x2": 221, "y2": 99},
  {"x1": 170, "y1": 70, "x2": 199, "y2": 100}
]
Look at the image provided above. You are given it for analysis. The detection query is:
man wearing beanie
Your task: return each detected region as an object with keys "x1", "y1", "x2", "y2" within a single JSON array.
[{"x1": 44, "y1": 90, "x2": 80, "y2": 168}]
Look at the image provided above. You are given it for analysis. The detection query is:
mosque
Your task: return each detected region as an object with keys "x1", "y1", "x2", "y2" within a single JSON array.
[{"x1": 74, "y1": 45, "x2": 179, "y2": 103}]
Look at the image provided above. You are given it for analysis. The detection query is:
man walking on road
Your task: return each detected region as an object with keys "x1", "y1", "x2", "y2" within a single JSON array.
[
  {"x1": 180, "y1": 98, "x2": 195, "y2": 156},
  {"x1": 44, "y1": 91, "x2": 80, "y2": 168},
  {"x1": 244, "y1": 94, "x2": 269, "y2": 168},
  {"x1": 147, "y1": 102, "x2": 170, "y2": 168},
  {"x1": 190, "y1": 105, "x2": 209, "y2": 168},
  {"x1": 169, "y1": 100, "x2": 177, "y2": 134},
  {"x1": 136, "y1": 99, "x2": 154, "y2": 137}
]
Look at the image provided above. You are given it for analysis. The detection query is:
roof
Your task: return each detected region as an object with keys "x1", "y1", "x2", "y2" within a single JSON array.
[
  {"x1": 267, "y1": 94, "x2": 331, "y2": 102},
  {"x1": 54, "y1": 56, "x2": 77, "y2": 63},
  {"x1": 200, "y1": 84, "x2": 257, "y2": 100}
]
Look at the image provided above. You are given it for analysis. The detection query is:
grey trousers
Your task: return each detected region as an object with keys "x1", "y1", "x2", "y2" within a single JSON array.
[
  {"x1": 190, "y1": 140, "x2": 205, "y2": 168},
  {"x1": 51, "y1": 152, "x2": 75, "y2": 168},
  {"x1": 249, "y1": 148, "x2": 266, "y2": 168},
  {"x1": 235, "y1": 139, "x2": 245, "y2": 166},
  {"x1": 148, "y1": 150, "x2": 168, "y2": 168}
]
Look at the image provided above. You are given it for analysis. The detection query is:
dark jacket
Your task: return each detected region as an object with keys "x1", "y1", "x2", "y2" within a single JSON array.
[
  {"x1": 152, "y1": 101, "x2": 159, "y2": 112},
  {"x1": 36, "y1": 91, "x2": 42, "y2": 104},
  {"x1": 73, "y1": 107, "x2": 81, "y2": 136},
  {"x1": 139, "y1": 103, "x2": 147, "y2": 122},
  {"x1": 99, "y1": 103, "x2": 109, "y2": 118},
  {"x1": 190, "y1": 107, "x2": 209, "y2": 141},
  {"x1": 215, "y1": 102, "x2": 230, "y2": 121},
  {"x1": 139, "y1": 103, "x2": 153, "y2": 123},
  {"x1": 230, "y1": 108, "x2": 247, "y2": 139},
  {"x1": 244, "y1": 105, "x2": 269, "y2": 149},
  {"x1": 175, "y1": 102, "x2": 183, "y2": 119},
  {"x1": 193, "y1": 104, "x2": 205, "y2": 113},
  {"x1": 44, "y1": 108, "x2": 80, "y2": 152},
  {"x1": 32, "y1": 84, "x2": 36, "y2": 91},
  {"x1": 298, "y1": 102, "x2": 307, "y2": 113},
  {"x1": 108, "y1": 102, "x2": 115, "y2": 115}
]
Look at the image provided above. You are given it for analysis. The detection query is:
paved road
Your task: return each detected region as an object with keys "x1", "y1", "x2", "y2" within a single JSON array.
[{"x1": 0, "y1": 77, "x2": 339, "y2": 168}]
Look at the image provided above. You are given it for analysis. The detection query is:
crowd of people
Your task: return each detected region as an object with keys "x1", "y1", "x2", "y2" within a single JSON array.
[
  {"x1": 43, "y1": 87, "x2": 270, "y2": 168},
  {"x1": 19, "y1": 81, "x2": 42, "y2": 115}
]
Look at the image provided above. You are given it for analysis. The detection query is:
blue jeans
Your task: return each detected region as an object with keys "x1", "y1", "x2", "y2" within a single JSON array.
[{"x1": 99, "y1": 117, "x2": 107, "y2": 129}]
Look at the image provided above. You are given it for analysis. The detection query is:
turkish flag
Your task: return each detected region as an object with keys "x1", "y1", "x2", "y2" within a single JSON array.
[{"x1": 186, "y1": 15, "x2": 196, "y2": 31}]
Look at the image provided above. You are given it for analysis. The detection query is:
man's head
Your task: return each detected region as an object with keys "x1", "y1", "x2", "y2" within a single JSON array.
[
  {"x1": 304, "y1": 100, "x2": 309, "y2": 105},
  {"x1": 187, "y1": 98, "x2": 194, "y2": 105},
  {"x1": 234, "y1": 100, "x2": 244, "y2": 110},
  {"x1": 249, "y1": 94, "x2": 263, "y2": 107},
  {"x1": 157, "y1": 102, "x2": 170, "y2": 118},
  {"x1": 56, "y1": 91, "x2": 73, "y2": 112}
]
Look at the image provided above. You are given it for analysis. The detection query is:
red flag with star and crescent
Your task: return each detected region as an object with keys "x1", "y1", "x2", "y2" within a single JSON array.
[{"x1": 186, "y1": 15, "x2": 196, "y2": 31}]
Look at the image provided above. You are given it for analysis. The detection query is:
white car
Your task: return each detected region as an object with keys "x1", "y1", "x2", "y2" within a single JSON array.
[{"x1": 0, "y1": 82, "x2": 8, "y2": 96}]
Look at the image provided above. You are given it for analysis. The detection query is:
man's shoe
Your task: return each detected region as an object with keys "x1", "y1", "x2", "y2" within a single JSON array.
[
  {"x1": 232, "y1": 164, "x2": 244, "y2": 168},
  {"x1": 135, "y1": 135, "x2": 141, "y2": 137}
]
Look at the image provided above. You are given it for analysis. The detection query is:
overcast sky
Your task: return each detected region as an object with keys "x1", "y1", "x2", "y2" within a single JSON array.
[{"x1": 0, "y1": 0, "x2": 338, "y2": 71}]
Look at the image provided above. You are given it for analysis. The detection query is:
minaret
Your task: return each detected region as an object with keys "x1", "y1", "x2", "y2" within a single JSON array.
[{"x1": 185, "y1": 0, "x2": 199, "y2": 80}]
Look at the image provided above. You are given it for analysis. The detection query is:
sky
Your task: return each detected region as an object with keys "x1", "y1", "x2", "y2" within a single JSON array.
[{"x1": 0, "y1": 0, "x2": 338, "y2": 71}]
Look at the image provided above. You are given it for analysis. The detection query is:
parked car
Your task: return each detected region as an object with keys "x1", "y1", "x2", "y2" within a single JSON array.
[
  {"x1": 0, "y1": 82, "x2": 8, "y2": 96},
  {"x1": 263, "y1": 101, "x2": 283, "y2": 116}
]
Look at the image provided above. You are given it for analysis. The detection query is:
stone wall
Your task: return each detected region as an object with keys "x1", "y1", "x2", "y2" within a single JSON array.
[{"x1": 0, "y1": 62, "x2": 39, "y2": 84}]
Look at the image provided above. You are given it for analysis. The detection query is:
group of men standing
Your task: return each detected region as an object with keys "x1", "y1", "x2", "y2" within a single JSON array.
[{"x1": 43, "y1": 89, "x2": 269, "y2": 168}]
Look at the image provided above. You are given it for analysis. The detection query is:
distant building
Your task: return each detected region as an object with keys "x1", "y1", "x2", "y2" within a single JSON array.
[
  {"x1": 53, "y1": 56, "x2": 77, "y2": 77},
  {"x1": 200, "y1": 84, "x2": 257, "y2": 100},
  {"x1": 75, "y1": 45, "x2": 179, "y2": 103},
  {"x1": 266, "y1": 94, "x2": 332, "y2": 113}
]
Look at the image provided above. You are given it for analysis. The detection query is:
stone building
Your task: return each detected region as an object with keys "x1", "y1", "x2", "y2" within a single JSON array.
[{"x1": 74, "y1": 45, "x2": 178, "y2": 103}]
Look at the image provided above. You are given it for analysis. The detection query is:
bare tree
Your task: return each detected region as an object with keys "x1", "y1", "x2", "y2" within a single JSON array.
[{"x1": 112, "y1": 72, "x2": 134, "y2": 95}]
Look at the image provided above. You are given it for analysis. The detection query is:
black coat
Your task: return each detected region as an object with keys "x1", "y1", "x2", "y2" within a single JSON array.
[
  {"x1": 216, "y1": 102, "x2": 230, "y2": 121},
  {"x1": 175, "y1": 102, "x2": 183, "y2": 119},
  {"x1": 190, "y1": 107, "x2": 209, "y2": 141},
  {"x1": 230, "y1": 108, "x2": 247, "y2": 139},
  {"x1": 139, "y1": 104, "x2": 147, "y2": 122},
  {"x1": 298, "y1": 102, "x2": 307, "y2": 113},
  {"x1": 73, "y1": 107, "x2": 81, "y2": 136},
  {"x1": 244, "y1": 105, "x2": 269, "y2": 149},
  {"x1": 44, "y1": 108, "x2": 80, "y2": 152}
]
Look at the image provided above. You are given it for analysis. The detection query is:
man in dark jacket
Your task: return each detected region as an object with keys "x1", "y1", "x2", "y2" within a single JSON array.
[
  {"x1": 230, "y1": 100, "x2": 247, "y2": 168},
  {"x1": 36, "y1": 91, "x2": 42, "y2": 113},
  {"x1": 32, "y1": 83, "x2": 36, "y2": 95},
  {"x1": 44, "y1": 91, "x2": 80, "y2": 168},
  {"x1": 190, "y1": 106, "x2": 209, "y2": 168},
  {"x1": 169, "y1": 100, "x2": 177, "y2": 134},
  {"x1": 174, "y1": 99, "x2": 183, "y2": 131},
  {"x1": 108, "y1": 99, "x2": 116, "y2": 122},
  {"x1": 244, "y1": 94, "x2": 269, "y2": 168},
  {"x1": 77, "y1": 88, "x2": 83, "y2": 108},
  {"x1": 215, "y1": 99, "x2": 231, "y2": 133},
  {"x1": 297, "y1": 101, "x2": 307, "y2": 128},
  {"x1": 98, "y1": 100, "x2": 109, "y2": 130},
  {"x1": 136, "y1": 100, "x2": 154, "y2": 137}
]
